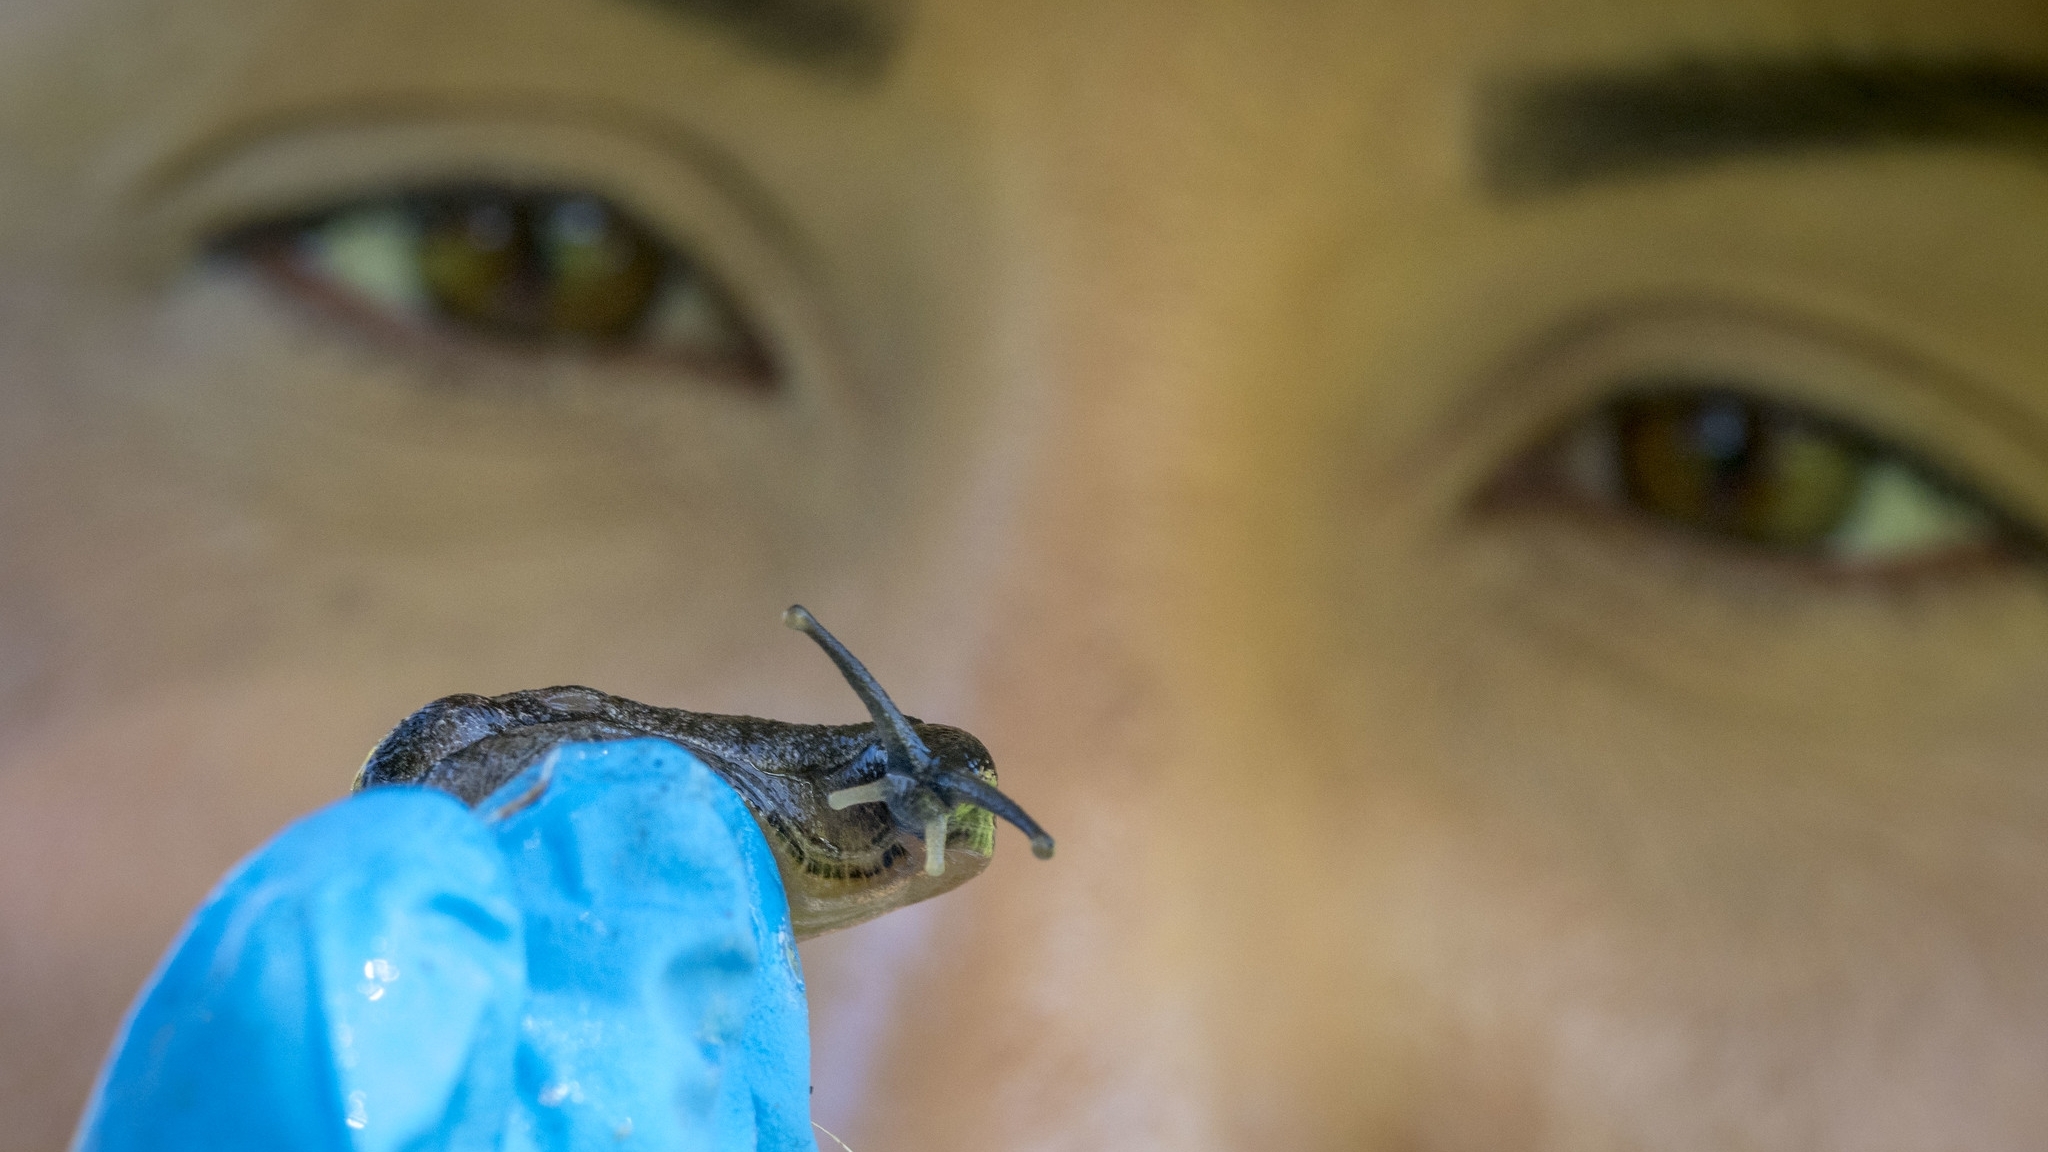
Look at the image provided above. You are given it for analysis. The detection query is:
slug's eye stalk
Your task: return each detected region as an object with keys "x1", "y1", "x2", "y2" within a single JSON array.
[
  {"x1": 784, "y1": 605, "x2": 933, "y2": 775},
  {"x1": 934, "y1": 770, "x2": 1057, "y2": 861},
  {"x1": 786, "y1": 604, "x2": 1056, "y2": 875}
]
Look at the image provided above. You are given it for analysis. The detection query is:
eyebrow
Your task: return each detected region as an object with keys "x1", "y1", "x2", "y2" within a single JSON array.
[
  {"x1": 632, "y1": 0, "x2": 899, "y2": 80},
  {"x1": 1481, "y1": 58, "x2": 2048, "y2": 196}
]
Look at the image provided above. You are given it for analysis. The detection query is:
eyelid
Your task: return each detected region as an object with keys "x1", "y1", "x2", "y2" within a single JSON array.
[
  {"x1": 128, "y1": 108, "x2": 843, "y2": 406},
  {"x1": 1431, "y1": 301, "x2": 2048, "y2": 545}
]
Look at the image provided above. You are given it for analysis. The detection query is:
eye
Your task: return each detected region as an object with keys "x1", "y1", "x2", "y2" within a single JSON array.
[
  {"x1": 1536, "y1": 385, "x2": 2013, "y2": 570},
  {"x1": 239, "y1": 187, "x2": 773, "y2": 381}
]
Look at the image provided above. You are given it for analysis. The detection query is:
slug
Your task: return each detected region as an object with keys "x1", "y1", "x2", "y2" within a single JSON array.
[{"x1": 352, "y1": 605, "x2": 1054, "y2": 937}]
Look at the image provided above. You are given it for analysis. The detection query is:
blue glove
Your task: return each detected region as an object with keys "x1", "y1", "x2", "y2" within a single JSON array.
[{"x1": 73, "y1": 739, "x2": 813, "y2": 1152}]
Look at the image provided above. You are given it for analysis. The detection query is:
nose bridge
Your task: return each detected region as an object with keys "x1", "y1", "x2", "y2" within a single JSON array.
[
  {"x1": 951, "y1": 107, "x2": 1339, "y2": 776},
  {"x1": 860, "y1": 193, "x2": 1393, "y2": 1144},
  {"x1": 956, "y1": 210, "x2": 1239, "y2": 766},
  {"x1": 923, "y1": 94, "x2": 1381, "y2": 984},
  {"x1": 805, "y1": 17, "x2": 1449, "y2": 1146}
]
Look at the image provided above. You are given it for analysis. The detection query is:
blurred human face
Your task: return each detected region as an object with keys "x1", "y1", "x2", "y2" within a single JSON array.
[{"x1": 6, "y1": 0, "x2": 2048, "y2": 1148}]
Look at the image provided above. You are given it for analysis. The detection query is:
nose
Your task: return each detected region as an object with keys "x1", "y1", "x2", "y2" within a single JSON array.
[{"x1": 795, "y1": 174, "x2": 1406, "y2": 1150}]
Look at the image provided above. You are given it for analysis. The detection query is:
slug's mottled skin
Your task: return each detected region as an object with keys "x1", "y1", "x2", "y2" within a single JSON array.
[{"x1": 352, "y1": 607, "x2": 1054, "y2": 938}]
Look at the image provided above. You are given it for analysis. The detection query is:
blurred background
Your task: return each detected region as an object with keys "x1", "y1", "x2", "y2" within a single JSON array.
[{"x1": 6, "y1": 0, "x2": 2048, "y2": 1148}]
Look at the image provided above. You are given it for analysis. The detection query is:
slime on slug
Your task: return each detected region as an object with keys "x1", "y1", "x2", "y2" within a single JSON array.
[{"x1": 354, "y1": 605, "x2": 1054, "y2": 937}]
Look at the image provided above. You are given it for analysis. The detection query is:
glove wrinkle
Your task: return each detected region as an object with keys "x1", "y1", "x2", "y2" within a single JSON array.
[
  {"x1": 489, "y1": 740, "x2": 810, "y2": 1152},
  {"x1": 74, "y1": 740, "x2": 813, "y2": 1152},
  {"x1": 74, "y1": 789, "x2": 526, "y2": 1152}
]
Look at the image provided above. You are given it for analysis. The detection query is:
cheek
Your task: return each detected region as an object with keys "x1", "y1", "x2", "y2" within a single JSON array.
[
  {"x1": 0, "y1": 270, "x2": 902, "y2": 720},
  {"x1": 795, "y1": 484, "x2": 1443, "y2": 1149},
  {"x1": 798, "y1": 661, "x2": 1458, "y2": 1151}
]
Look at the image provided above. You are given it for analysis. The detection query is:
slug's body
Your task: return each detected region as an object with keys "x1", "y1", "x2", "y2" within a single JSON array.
[{"x1": 354, "y1": 607, "x2": 1054, "y2": 937}]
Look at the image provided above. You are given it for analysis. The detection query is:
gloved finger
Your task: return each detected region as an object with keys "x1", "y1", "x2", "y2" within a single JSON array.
[
  {"x1": 74, "y1": 787, "x2": 526, "y2": 1152},
  {"x1": 484, "y1": 739, "x2": 810, "y2": 1152}
]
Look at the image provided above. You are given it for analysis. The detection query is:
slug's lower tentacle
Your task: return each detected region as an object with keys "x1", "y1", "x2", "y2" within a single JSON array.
[
  {"x1": 924, "y1": 814, "x2": 949, "y2": 876},
  {"x1": 936, "y1": 770, "x2": 1057, "y2": 860},
  {"x1": 827, "y1": 779, "x2": 891, "y2": 809}
]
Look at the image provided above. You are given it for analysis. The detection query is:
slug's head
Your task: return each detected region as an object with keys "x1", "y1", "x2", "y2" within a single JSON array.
[{"x1": 784, "y1": 605, "x2": 1056, "y2": 877}]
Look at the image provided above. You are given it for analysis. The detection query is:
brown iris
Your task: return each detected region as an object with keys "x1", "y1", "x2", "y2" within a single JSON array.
[
  {"x1": 416, "y1": 192, "x2": 666, "y2": 343},
  {"x1": 1614, "y1": 391, "x2": 1862, "y2": 548}
]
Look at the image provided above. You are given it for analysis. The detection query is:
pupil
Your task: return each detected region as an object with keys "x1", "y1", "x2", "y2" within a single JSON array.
[
  {"x1": 462, "y1": 202, "x2": 516, "y2": 251},
  {"x1": 1690, "y1": 400, "x2": 1753, "y2": 465}
]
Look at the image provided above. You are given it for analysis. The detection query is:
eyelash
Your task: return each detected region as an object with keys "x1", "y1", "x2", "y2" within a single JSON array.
[{"x1": 228, "y1": 186, "x2": 777, "y2": 384}]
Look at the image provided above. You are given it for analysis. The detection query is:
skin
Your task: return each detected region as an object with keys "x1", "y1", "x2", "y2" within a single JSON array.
[{"x1": 4, "y1": 0, "x2": 2048, "y2": 1149}]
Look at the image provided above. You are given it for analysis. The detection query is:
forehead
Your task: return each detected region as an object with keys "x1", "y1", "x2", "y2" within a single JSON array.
[
  {"x1": 868, "y1": 0, "x2": 2048, "y2": 212},
  {"x1": 31, "y1": 0, "x2": 2046, "y2": 154},
  {"x1": 911, "y1": 0, "x2": 2048, "y2": 67},
  {"x1": 65, "y1": 0, "x2": 2048, "y2": 77}
]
